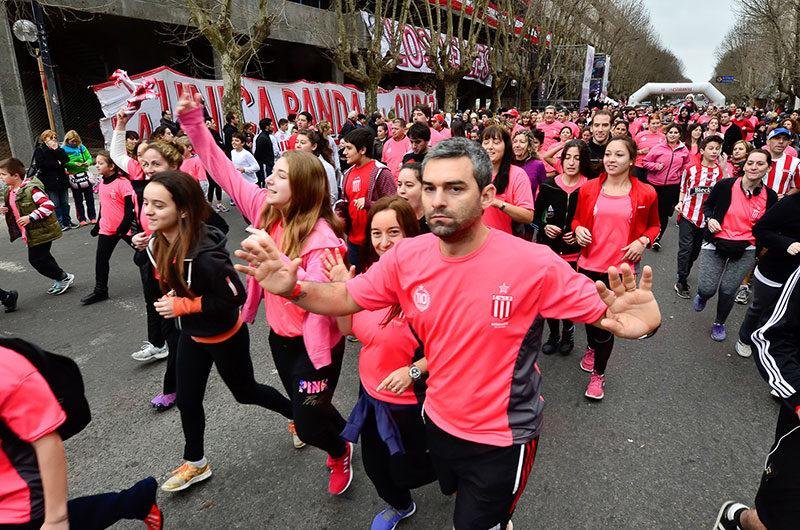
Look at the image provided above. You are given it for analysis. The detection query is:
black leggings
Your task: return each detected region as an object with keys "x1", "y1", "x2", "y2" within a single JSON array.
[
  {"x1": 176, "y1": 325, "x2": 292, "y2": 461},
  {"x1": 93, "y1": 234, "x2": 131, "y2": 294},
  {"x1": 651, "y1": 183, "x2": 680, "y2": 241},
  {"x1": 546, "y1": 260, "x2": 577, "y2": 337},
  {"x1": 269, "y1": 330, "x2": 347, "y2": 457},
  {"x1": 360, "y1": 400, "x2": 436, "y2": 509},
  {"x1": 581, "y1": 269, "x2": 614, "y2": 375},
  {"x1": 28, "y1": 241, "x2": 65, "y2": 281},
  {"x1": 206, "y1": 175, "x2": 222, "y2": 201}
]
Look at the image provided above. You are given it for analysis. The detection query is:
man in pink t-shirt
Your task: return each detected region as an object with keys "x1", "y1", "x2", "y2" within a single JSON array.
[
  {"x1": 381, "y1": 118, "x2": 412, "y2": 177},
  {"x1": 237, "y1": 137, "x2": 661, "y2": 530}
]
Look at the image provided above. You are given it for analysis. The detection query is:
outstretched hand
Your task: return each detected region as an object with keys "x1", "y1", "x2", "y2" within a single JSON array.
[
  {"x1": 234, "y1": 228, "x2": 300, "y2": 297},
  {"x1": 596, "y1": 264, "x2": 661, "y2": 339},
  {"x1": 323, "y1": 248, "x2": 355, "y2": 282},
  {"x1": 176, "y1": 91, "x2": 203, "y2": 116}
]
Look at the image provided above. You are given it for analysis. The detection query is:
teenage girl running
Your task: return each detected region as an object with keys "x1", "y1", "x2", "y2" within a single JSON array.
[
  {"x1": 139, "y1": 171, "x2": 292, "y2": 493},
  {"x1": 395, "y1": 163, "x2": 429, "y2": 234},
  {"x1": 80, "y1": 151, "x2": 136, "y2": 305},
  {"x1": 534, "y1": 140, "x2": 592, "y2": 356},
  {"x1": 177, "y1": 92, "x2": 355, "y2": 496},
  {"x1": 572, "y1": 137, "x2": 660, "y2": 399},
  {"x1": 323, "y1": 196, "x2": 436, "y2": 530},
  {"x1": 110, "y1": 114, "x2": 147, "y2": 206}
]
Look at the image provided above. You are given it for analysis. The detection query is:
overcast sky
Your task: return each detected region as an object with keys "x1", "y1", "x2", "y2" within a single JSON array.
[{"x1": 641, "y1": 0, "x2": 738, "y2": 82}]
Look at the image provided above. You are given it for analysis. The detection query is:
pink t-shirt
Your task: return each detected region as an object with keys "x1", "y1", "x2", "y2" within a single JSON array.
[
  {"x1": 346, "y1": 230, "x2": 608, "y2": 446},
  {"x1": 537, "y1": 120, "x2": 566, "y2": 172},
  {"x1": 578, "y1": 192, "x2": 633, "y2": 273},
  {"x1": 0, "y1": 347, "x2": 66, "y2": 525},
  {"x1": 126, "y1": 159, "x2": 145, "y2": 181},
  {"x1": 634, "y1": 130, "x2": 665, "y2": 167},
  {"x1": 718, "y1": 178, "x2": 768, "y2": 245},
  {"x1": 381, "y1": 136, "x2": 412, "y2": 177},
  {"x1": 98, "y1": 177, "x2": 136, "y2": 236},
  {"x1": 352, "y1": 307, "x2": 419, "y2": 405},
  {"x1": 429, "y1": 127, "x2": 450, "y2": 147},
  {"x1": 181, "y1": 156, "x2": 207, "y2": 182},
  {"x1": 482, "y1": 165, "x2": 534, "y2": 233}
]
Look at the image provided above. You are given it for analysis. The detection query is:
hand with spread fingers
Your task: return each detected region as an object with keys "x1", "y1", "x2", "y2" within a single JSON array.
[
  {"x1": 234, "y1": 227, "x2": 299, "y2": 297},
  {"x1": 596, "y1": 264, "x2": 661, "y2": 339},
  {"x1": 323, "y1": 247, "x2": 355, "y2": 283}
]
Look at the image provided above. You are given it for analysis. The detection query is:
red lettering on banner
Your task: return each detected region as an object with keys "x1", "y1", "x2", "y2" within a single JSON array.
[
  {"x1": 156, "y1": 79, "x2": 169, "y2": 110},
  {"x1": 138, "y1": 113, "x2": 153, "y2": 139},
  {"x1": 350, "y1": 92, "x2": 362, "y2": 115},
  {"x1": 283, "y1": 89, "x2": 300, "y2": 116},
  {"x1": 241, "y1": 86, "x2": 253, "y2": 108},
  {"x1": 301, "y1": 88, "x2": 315, "y2": 119},
  {"x1": 315, "y1": 89, "x2": 333, "y2": 126},
  {"x1": 205, "y1": 86, "x2": 220, "y2": 127},
  {"x1": 216, "y1": 86, "x2": 225, "y2": 105},
  {"x1": 257, "y1": 87, "x2": 277, "y2": 124},
  {"x1": 332, "y1": 90, "x2": 348, "y2": 133}
]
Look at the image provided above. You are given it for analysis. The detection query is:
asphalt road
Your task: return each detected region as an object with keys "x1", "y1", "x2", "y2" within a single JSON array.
[{"x1": 0, "y1": 207, "x2": 779, "y2": 529}]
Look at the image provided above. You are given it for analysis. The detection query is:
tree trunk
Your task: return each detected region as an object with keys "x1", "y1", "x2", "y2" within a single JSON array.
[
  {"x1": 221, "y1": 52, "x2": 244, "y2": 124},
  {"x1": 443, "y1": 79, "x2": 459, "y2": 113},
  {"x1": 364, "y1": 79, "x2": 379, "y2": 116},
  {"x1": 520, "y1": 79, "x2": 533, "y2": 110},
  {"x1": 491, "y1": 77, "x2": 506, "y2": 112}
]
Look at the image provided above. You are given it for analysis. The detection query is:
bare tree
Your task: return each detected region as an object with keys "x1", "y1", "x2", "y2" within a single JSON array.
[
  {"x1": 183, "y1": 0, "x2": 282, "y2": 121},
  {"x1": 418, "y1": 0, "x2": 490, "y2": 112},
  {"x1": 328, "y1": 0, "x2": 411, "y2": 114},
  {"x1": 712, "y1": 22, "x2": 776, "y2": 105}
]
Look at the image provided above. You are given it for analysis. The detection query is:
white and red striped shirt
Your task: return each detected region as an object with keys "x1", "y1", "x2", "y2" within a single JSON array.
[
  {"x1": 679, "y1": 163, "x2": 725, "y2": 227},
  {"x1": 764, "y1": 153, "x2": 800, "y2": 195}
]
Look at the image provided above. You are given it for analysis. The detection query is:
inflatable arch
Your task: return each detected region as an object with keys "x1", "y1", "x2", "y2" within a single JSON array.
[{"x1": 628, "y1": 82, "x2": 726, "y2": 106}]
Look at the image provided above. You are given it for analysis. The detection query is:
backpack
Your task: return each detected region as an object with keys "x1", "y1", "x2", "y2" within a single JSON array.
[{"x1": 0, "y1": 338, "x2": 91, "y2": 440}]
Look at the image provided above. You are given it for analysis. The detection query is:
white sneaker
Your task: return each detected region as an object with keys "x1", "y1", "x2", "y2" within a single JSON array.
[
  {"x1": 734, "y1": 285, "x2": 751, "y2": 305},
  {"x1": 50, "y1": 273, "x2": 75, "y2": 295},
  {"x1": 735, "y1": 340, "x2": 752, "y2": 358},
  {"x1": 131, "y1": 342, "x2": 169, "y2": 362}
]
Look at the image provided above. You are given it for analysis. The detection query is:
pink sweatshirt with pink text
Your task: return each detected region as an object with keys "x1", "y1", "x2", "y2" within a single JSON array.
[{"x1": 180, "y1": 105, "x2": 344, "y2": 368}]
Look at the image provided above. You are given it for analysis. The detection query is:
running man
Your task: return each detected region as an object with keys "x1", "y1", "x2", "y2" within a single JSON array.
[{"x1": 235, "y1": 137, "x2": 661, "y2": 530}]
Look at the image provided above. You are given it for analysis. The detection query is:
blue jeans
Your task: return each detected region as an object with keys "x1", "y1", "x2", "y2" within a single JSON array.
[{"x1": 47, "y1": 188, "x2": 72, "y2": 227}]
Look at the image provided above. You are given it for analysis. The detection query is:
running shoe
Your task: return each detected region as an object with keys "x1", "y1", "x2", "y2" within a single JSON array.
[
  {"x1": 287, "y1": 420, "x2": 306, "y2": 449},
  {"x1": 61, "y1": 224, "x2": 72, "y2": 231},
  {"x1": 79, "y1": 220, "x2": 88, "y2": 227},
  {"x1": 50, "y1": 273, "x2": 75, "y2": 296},
  {"x1": 2, "y1": 290, "x2": 18, "y2": 313},
  {"x1": 651, "y1": 240, "x2": 662, "y2": 252},
  {"x1": 131, "y1": 342, "x2": 169, "y2": 362},
  {"x1": 151, "y1": 393, "x2": 176, "y2": 412},
  {"x1": 371, "y1": 502, "x2": 416, "y2": 530},
  {"x1": 579, "y1": 347, "x2": 595, "y2": 372},
  {"x1": 161, "y1": 461, "x2": 212, "y2": 492},
  {"x1": 218, "y1": 204, "x2": 230, "y2": 212},
  {"x1": 585, "y1": 372, "x2": 605, "y2": 400},
  {"x1": 541, "y1": 333, "x2": 560, "y2": 355},
  {"x1": 47, "y1": 281, "x2": 58, "y2": 294},
  {"x1": 711, "y1": 323, "x2": 727, "y2": 342},
  {"x1": 144, "y1": 503, "x2": 164, "y2": 530},
  {"x1": 693, "y1": 294, "x2": 706, "y2": 312},
  {"x1": 735, "y1": 340, "x2": 752, "y2": 358},
  {"x1": 674, "y1": 282, "x2": 690, "y2": 299},
  {"x1": 734, "y1": 285, "x2": 751, "y2": 305},
  {"x1": 559, "y1": 325, "x2": 575, "y2": 355},
  {"x1": 89, "y1": 218, "x2": 97, "y2": 224},
  {"x1": 714, "y1": 501, "x2": 748, "y2": 530},
  {"x1": 328, "y1": 441, "x2": 354, "y2": 495}
]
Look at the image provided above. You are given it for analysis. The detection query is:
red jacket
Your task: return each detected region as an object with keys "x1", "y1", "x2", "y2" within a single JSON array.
[{"x1": 571, "y1": 173, "x2": 661, "y2": 253}]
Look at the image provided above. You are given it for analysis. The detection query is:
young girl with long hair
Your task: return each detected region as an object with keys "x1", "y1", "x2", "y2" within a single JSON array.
[
  {"x1": 534, "y1": 140, "x2": 592, "y2": 355},
  {"x1": 140, "y1": 171, "x2": 292, "y2": 493},
  {"x1": 176, "y1": 92, "x2": 355, "y2": 496},
  {"x1": 323, "y1": 196, "x2": 435, "y2": 529},
  {"x1": 480, "y1": 125, "x2": 535, "y2": 234},
  {"x1": 572, "y1": 137, "x2": 660, "y2": 400},
  {"x1": 80, "y1": 152, "x2": 136, "y2": 305},
  {"x1": 295, "y1": 129, "x2": 338, "y2": 205},
  {"x1": 684, "y1": 122, "x2": 704, "y2": 161}
]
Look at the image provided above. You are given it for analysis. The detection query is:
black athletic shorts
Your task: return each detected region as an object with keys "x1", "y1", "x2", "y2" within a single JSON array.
[
  {"x1": 425, "y1": 415, "x2": 538, "y2": 530},
  {"x1": 754, "y1": 404, "x2": 800, "y2": 530}
]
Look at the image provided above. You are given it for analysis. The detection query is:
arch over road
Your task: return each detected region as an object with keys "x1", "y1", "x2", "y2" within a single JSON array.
[{"x1": 628, "y1": 82, "x2": 726, "y2": 106}]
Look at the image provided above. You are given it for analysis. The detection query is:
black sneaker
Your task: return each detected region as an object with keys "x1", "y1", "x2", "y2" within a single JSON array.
[
  {"x1": 542, "y1": 333, "x2": 560, "y2": 355},
  {"x1": 2, "y1": 290, "x2": 18, "y2": 313},
  {"x1": 651, "y1": 240, "x2": 662, "y2": 252},
  {"x1": 558, "y1": 325, "x2": 575, "y2": 355},
  {"x1": 714, "y1": 501, "x2": 748, "y2": 530},
  {"x1": 81, "y1": 290, "x2": 109, "y2": 305},
  {"x1": 674, "y1": 282, "x2": 690, "y2": 299}
]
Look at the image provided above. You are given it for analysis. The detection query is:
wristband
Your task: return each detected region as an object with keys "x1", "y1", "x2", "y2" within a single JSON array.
[{"x1": 286, "y1": 282, "x2": 302, "y2": 302}]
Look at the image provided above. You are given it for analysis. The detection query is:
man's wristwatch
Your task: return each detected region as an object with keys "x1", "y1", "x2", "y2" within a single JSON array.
[{"x1": 408, "y1": 365, "x2": 422, "y2": 381}]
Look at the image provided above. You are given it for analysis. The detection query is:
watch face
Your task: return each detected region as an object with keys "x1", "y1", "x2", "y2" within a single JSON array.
[{"x1": 409, "y1": 366, "x2": 421, "y2": 380}]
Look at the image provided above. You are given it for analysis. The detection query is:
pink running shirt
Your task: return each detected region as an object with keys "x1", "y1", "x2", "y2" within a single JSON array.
[
  {"x1": 578, "y1": 192, "x2": 633, "y2": 273},
  {"x1": 482, "y1": 165, "x2": 534, "y2": 233},
  {"x1": 98, "y1": 177, "x2": 136, "y2": 236}
]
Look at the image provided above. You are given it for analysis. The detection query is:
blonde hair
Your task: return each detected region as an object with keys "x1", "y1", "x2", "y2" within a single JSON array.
[
  {"x1": 64, "y1": 130, "x2": 82, "y2": 144},
  {"x1": 144, "y1": 141, "x2": 183, "y2": 169},
  {"x1": 39, "y1": 129, "x2": 57, "y2": 143},
  {"x1": 173, "y1": 136, "x2": 193, "y2": 156}
]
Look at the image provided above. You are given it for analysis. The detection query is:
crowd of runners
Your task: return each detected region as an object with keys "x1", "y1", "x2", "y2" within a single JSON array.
[{"x1": 1, "y1": 91, "x2": 799, "y2": 530}]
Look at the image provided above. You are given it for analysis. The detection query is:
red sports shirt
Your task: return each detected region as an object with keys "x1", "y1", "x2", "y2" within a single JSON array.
[{"x1": 765, "y1": 153, "x2": 800, "y2": 195}]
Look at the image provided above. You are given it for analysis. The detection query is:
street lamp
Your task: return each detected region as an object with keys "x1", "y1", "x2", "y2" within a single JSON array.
[{"x1": 12, "y1": 18, "x2": 55, "y2": 132}]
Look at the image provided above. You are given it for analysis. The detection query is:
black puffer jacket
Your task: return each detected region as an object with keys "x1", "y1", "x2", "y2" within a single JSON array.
[{"x1": 33, "y1": 144, "x2": 69, "y2": 191}]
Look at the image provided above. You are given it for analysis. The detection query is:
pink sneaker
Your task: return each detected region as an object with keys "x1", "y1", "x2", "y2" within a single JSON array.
[
  {"x1": 585, "y1": 372, "x2": 605, "y2": 400},
  {"x1": 328, "y1": 442, "x2": 353, "y2": 495},
  {"x1": 579, "y1": 347, "x2": 595, "y2": 372}
]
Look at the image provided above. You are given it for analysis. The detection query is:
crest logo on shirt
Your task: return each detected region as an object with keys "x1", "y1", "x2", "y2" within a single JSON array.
[
  {"x1": 492, "y1": 283, "x2": 513, "y2": 320},
  {"x1": 413, "y1": 285, "x2": 431, "y2": 312},
  {"x1": 352, "y1": 176, "x2": 361, "y2": 193}
]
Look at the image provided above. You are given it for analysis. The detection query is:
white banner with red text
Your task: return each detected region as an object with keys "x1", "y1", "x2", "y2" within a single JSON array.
[{"x1": 91, "y1": 66, "x2": 437, "y2": 143}]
